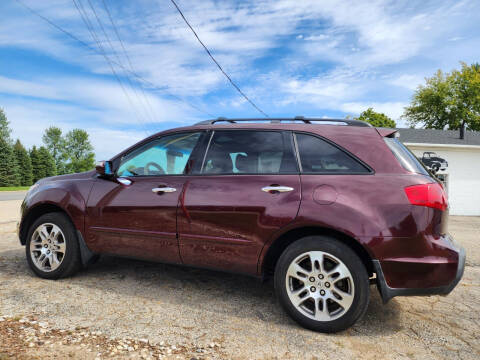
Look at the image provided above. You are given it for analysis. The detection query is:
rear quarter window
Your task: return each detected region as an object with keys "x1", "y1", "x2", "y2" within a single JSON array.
[
  {"x1": 295, "y1": 133, "x2": 371, "y2": 174},
  {"x1": 384, "y1": 138, "x2": 429, "y2": 175}
]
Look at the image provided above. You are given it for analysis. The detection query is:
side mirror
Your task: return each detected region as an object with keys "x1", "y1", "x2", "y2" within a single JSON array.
[{"x1": 95, "y1": 160, "x2": 113, "y2": 177}]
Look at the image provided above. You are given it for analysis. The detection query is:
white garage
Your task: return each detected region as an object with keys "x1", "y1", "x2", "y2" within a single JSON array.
[{"x1": 397, "y1": 128, "x2": 480, "y2": 216}]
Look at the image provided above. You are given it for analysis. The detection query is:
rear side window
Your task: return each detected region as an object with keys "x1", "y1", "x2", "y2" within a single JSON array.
[
  {"x1": 384, "y1": 138, "x2": 429, "y2": 175},
  {"x1": 295, "y1": 133, "x2": 370, "y2": 174},
  {"x1": 202, "y1": 130, "x2": 297, "y2": 174}
]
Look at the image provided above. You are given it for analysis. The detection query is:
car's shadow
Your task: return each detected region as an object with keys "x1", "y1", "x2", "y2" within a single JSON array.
[{"x1": 0, "y1": 249, "x2": 402, "y2": 335}]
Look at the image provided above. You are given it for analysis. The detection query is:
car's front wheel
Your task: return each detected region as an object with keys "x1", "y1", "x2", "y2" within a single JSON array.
[
  {"x1": 274, "y1": 236, "x2": 369, "y2": 333},
  {"x1": 26, "y1": 212, "x2": 81, "y2": 279}
]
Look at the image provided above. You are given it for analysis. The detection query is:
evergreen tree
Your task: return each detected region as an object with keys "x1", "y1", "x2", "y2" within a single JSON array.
[
  {"x1": 0, "y1": 138, "x2": 21, "y2": 186},
  {"x1": 13, "y1": 139, "x2": 33, "y2": 186},
  {"x1": 0, "y1": 108, "x2": 12, "y2": 144},
  {"x1": 0, "y1": 109, "x2": 21, "y2": 186},
  {"x1": 38, "y1": 146, "x2": 57, "y2": 178},
  {"x1": 30, "y1": 146, "x2": 45, "y2": 183}
]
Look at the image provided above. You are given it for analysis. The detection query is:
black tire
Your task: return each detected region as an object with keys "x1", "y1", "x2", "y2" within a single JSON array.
[
  {"x1": 25, "y1": 212, "x2": 82, "y2": 280},
  {"x1": 274, "y1": 236, "x2": 369, "y2": 333}
]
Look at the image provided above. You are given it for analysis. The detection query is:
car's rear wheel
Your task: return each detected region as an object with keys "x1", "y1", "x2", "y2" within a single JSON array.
[
  {"x1": 26, "y1": 212, "x2": 81, "y2": 279},
  {"x1": 274, "y1": 236, "x2": 369, "y2": 333}
]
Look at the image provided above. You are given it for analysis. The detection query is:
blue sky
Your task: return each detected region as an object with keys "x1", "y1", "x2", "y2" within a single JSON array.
[{"x1": 1, "y1": 0, "x2": 479, "y2": 159}]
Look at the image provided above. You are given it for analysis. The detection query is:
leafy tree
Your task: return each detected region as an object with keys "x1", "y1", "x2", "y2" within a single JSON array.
[
  {"x1": 0, "y1": 108, "x2": 12, "y2": 144},
  {"x1": 38, "y1": 146, "x2": 56, "y2": 178},
  {"x1": 63, "y1": 129, "x2": 95, "y2": 173},
  {"x1": 42, "y1": 126, "x2": 66, "y2": 174},
  {"x1": 403, "y1": 62, "x2": 480, "y2": 134},
  {"x1": 356, "y1": 108, "x2": 396, "y2": 128},
  {"x1": 450, "y1": 62, "x2": 480, "y2": 133},
  {"x1": 30, "y1": 146, "x2": 45, "y2": 183},
  {"x1": 0, "y1": 138, "x2": 21, "y2": 186},
  {"x1": 13, "y1": 140, "x2": 33, "y2": 186}
]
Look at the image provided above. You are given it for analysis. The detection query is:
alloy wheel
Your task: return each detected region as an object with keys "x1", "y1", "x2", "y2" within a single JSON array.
[
  {"x1": 285, "y1": 251, "x2": 355, "y2": 321},
  {"x1": 29, "y1": 223, "x2": 66, "y2": 272}
]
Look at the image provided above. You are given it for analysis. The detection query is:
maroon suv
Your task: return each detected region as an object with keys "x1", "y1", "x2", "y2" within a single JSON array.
[{"x1": 18, "y1": 118, "x2": 465, "y2": 333}]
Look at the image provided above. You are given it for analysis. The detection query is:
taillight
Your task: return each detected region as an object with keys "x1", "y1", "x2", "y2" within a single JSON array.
[{"x1": 404, "y1": 183, "x2": 448, "y2": 211}]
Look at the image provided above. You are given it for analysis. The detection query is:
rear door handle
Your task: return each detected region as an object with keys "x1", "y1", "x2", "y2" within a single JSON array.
[
  {"x1": 152, "y1": 187, "x2": 177, "y2": 193},
  {"x1": 261, "y1": 186, "x2": 294, "y2": 193}
]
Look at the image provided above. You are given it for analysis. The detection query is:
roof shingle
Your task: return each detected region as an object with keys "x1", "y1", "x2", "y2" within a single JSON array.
[{"x1": 397, "y1": 128, "x2": 480, "y2": 146}]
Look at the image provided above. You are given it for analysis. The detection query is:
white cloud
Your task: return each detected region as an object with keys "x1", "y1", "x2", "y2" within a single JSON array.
[
  {"x1": 0, "y1": 76, "x2": 62, "y2": 100},
  {"x1": 4, "y1": 98, "x2": 146, "y2": 159},
  {"x1": 389, "y1": 74, "x2": 425, "y2": 91},
  {"x1": 1, "y1": 0, "x2": 479, "y2": 150},
  {"x1": 0, "y1": 75, "x2": 202, "y2": 125},
  {"x1": 292, "y1": 1, "x2": 474, "y2": 69},
  {"x1": 4, "y1": 0, "x2": 478, "y2": 99},
  {"x1": 283, "y1": 76, "x2": 361, "y2": 104},
  {"x1": 0, "y1": 73, "x2": 208, "y2": 159},
  {"x1": 87, "y1": 128, "x2": 145, "y2": 160},
  {"x1": 303, "y1": 34, "x2": 329, "y2": 41}
]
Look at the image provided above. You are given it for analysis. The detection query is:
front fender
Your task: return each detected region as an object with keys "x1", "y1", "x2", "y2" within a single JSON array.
[{"x1": 19, "y1": 178, "x2": 95, "y2": 244}]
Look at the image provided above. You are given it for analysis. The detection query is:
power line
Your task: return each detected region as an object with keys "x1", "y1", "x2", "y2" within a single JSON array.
[
  {"x1": 85, "y1": 0, "x2": 157, "y2": 125},
  {"x1": 13, "y1": 0, "x2": 215, "y2": 119},
  {"x1": 73, "y1": 0, "x2": 150, "y2": 135},
  {"x1": 100, "y1": 0, "x2": 158, "y2": 124},
  {"x1": 168, "y1": 0, "x2": 269, "y2": 118}
]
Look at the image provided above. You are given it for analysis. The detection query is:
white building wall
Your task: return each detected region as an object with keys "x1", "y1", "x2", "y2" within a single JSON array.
[{"x1": 406, "y1": 144, "x2": 480, "y2": 216}]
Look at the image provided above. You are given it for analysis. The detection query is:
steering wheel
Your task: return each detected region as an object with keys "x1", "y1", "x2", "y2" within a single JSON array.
[{"x1": 144, "y1": 161, "x2": 165, "y2": 175}]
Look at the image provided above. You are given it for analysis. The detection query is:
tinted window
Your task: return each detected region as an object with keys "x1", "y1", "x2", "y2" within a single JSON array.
[
  {"x1": 295, "y1": 133, "x2": 370, "y2": 173},
  {"x1": 202, "y1": 131, "x2": 297, "y2": 174},
  {"x1": 384, "y1": 138, "x2": 429, "y2": 175},
  {"x1": 117, "y1": 132, "x2": 201, "y2": 176}
]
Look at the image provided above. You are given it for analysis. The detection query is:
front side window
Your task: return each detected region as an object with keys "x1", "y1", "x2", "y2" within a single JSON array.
[
  {"x1": 295, "y1": 133, "x2": 370, "y2": 174},
  {"x1": 117, "y1": 132, "x2": 202, "y2": 176},
  {"x1": 202, "y1": 130, "x2": 297, "y2": 174}
]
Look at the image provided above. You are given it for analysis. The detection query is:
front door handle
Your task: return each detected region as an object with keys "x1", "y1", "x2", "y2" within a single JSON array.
[
  {"x1": 152, "y1": 187, "x2": 177, "y2": 193},
  {"x1": 261, "y1": 186, "x2": 294, "y2": 193},
  {"x1": 117, "y1": 177, "x2": 132, "y2": 186}
]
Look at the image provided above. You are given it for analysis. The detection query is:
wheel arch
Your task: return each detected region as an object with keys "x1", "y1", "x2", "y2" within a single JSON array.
[
  {"x1": 260, "y1": 226, "x2": 374, "y2": 278},
  {"x1": 19, "y1": 203, "x2": 74, "y2": 245}
]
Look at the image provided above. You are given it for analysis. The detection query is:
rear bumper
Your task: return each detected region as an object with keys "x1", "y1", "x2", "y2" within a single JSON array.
[{"x1": 373, "y1": 235, "x2": 465, "y2": 303}]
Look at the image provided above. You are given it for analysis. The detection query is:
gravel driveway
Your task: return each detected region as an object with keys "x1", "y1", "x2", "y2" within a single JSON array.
[{"x1": 0, "y1": 199, "x2": 479, "y2": 359}]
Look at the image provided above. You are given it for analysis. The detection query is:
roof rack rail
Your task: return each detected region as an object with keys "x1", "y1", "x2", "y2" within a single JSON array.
[{"x1": 194, "y1": 117, "x2": 372, "y2": 127}]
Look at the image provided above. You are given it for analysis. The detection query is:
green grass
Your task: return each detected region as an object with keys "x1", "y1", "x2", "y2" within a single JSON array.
[{"x1": 0, "y1": 186, "x2": 30, "y2": 191}]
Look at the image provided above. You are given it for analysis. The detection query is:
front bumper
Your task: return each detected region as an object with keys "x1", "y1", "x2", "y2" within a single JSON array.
[{"x1": 373, "y1": 238, "x2": 465, "y2": 303}]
